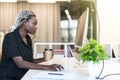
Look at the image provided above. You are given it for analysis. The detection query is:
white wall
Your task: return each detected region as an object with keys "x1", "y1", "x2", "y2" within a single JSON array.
[{"x1": 97, "y1": 0, "x2": 120, "y2": 44}]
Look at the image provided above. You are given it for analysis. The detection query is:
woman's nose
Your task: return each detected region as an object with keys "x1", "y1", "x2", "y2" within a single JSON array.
[{"x1": 34, "y1": 26, "x2": 37, "y2": 29}]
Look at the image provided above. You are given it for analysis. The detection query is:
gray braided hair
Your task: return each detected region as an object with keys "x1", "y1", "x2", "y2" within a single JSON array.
[{"x1": 11, "y1": 10, "x2": 36, "y2": 32}]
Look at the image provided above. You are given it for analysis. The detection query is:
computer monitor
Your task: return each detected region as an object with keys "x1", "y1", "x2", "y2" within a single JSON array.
[
  {"x1": 66, "y1": 7, "x2": 89, "y2": 59},
  {"x1": 67, "y1": 7, "x2": 89, "y2": 59},
  {"x1": 74, "y1": 7, "x2": 89, "y2": 52}
]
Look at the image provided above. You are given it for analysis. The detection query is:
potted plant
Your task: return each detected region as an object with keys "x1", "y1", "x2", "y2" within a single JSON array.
[{"x1": 78, "y1": 38, "x2": 109, "y2": 79}]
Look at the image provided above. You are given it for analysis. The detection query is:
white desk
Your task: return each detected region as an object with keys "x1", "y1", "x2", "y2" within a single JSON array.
[{"x1": 21, "y1": 57, "x2": 120, "y2": 80}]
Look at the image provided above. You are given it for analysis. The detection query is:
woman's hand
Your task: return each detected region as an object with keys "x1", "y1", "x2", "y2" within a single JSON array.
[{"x1": 47, "y1": 64, "x2": 64, "y2": 71}]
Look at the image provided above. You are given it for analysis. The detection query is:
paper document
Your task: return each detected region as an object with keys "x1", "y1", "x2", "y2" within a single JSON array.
[{"x1": 32, "y1": 71, "x2": 76, "y2": 80}]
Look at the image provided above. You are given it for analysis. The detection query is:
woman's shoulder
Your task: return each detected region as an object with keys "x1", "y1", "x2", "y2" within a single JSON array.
[
  {"x1": 5, "y1": 32, "x2": 14, "y2": 38},
  {"x1": 4, "y1": 32, "x2": 16, "y2": 42}
]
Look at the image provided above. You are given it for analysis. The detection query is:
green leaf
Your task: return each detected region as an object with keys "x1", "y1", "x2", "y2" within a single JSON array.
[{"x1": 79, "y1": 38, "x2": 109, "y2": 64}]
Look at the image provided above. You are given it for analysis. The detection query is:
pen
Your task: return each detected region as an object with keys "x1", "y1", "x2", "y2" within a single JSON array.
[{"x1": 48, "y1": 73, "x2": 63, "y2": 75}]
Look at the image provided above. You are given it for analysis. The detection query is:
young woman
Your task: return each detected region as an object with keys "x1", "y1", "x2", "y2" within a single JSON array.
[{"x1": 0, "y1": 10, "x2": 63, "y2": 80}]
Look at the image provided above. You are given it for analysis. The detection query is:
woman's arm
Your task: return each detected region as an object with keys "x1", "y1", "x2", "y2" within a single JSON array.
[
  {"x1": 33, "y1": 58, "x2": 45, "y2": 64},
  {"x1": 33, "y1": 52, "x2": 54, "y2": 64},
  {"x1": 12, "y1": 56, "x2": 64, "y2": 71}
]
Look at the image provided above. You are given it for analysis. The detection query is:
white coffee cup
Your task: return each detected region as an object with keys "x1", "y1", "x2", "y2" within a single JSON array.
[{"x1": 44, "y1": 48, "x2": 53, "y2": 61}]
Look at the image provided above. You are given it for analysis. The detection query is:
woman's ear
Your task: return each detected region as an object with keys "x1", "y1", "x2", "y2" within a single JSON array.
[
  {"x1": 22, "y1": 19, "x2": 27, "y2": 25},
  {"x1": 20, "y1": 19, "x2": 27, "y2": 26}
]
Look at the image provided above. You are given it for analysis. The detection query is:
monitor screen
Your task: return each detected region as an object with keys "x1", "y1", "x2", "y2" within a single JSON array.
[{"x1": 74, "y1": 7, "x2": 89, "y2": 52}]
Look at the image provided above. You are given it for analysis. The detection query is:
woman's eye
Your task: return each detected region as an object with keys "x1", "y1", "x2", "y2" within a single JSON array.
[
  {"x1": 29, "y1": 22, "x2": 37, "y2": 26},
  {"x1": 32, "y1": 22, "x2": 37, "y2": 25}
]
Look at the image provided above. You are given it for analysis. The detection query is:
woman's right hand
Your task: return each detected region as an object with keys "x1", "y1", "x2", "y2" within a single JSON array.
[{"x1": 47, "y1": 64, "x2": 64, "y2": 71}]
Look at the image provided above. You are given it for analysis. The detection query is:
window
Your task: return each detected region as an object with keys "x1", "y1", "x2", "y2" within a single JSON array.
[{"x1": 60, "y1": 19, "x2": 78, "y2": 42}]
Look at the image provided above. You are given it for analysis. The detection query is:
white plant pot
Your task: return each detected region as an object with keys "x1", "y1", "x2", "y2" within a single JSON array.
[{"x1": 87, "y1": 61, "x2": 102, "y2": 79}]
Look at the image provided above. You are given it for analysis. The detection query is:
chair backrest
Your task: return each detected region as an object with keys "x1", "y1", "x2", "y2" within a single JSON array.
[{"x1": 112, "y1": 44, "x2": 120, "y2": 58}]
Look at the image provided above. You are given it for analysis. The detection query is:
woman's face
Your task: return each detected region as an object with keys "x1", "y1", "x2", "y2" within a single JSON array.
[{"x1": 25, "y1": 16, "x2": 38, "y2": 35}]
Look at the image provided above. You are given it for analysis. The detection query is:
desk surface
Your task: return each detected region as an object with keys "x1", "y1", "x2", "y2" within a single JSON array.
[{"x1": 21, "y1": 57, "x2": 120, "y2": 80}]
